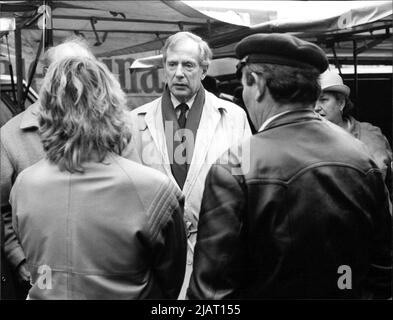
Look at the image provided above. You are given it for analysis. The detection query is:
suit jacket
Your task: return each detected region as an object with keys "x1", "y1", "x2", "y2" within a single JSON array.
[
  {"x1": 1, "y1": 102, "x2": 43, "y2": 270},
  {"x1": 11, "y1": 154, "x2": 187, "y2": 299}
]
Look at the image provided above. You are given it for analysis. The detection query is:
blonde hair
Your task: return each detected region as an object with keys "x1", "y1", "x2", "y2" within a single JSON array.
[{"x1": 39, "y1": 56, "x2": 131, "y2": 173}]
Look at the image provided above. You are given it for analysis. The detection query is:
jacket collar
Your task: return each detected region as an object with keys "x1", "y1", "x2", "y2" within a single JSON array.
[
  {"x1": 134, "y1": 89, "x2": 228, "y2": 116},
  {"x1": 345, "y1": 116, "x2": 360, "y2": 139},
  {"x1": 134, "y1": 90, "x2": 228, "y2": 192},
  {"x1": 262, "y1": 108, "x2": 321, "y2": 132},
  {"x1": 20, "y1": 102, "x2": 40, "y2": 130}
]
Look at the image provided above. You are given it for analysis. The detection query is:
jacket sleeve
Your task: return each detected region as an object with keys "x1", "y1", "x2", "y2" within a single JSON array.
[
  {"x1": 187, "y1": 162, "x2": 247, "y2": 300},
  {"x1": 364, "y1": 171, "x2": 392, "y2": 299},
  {"x1": 150, "y1": 181, "x2": 187, "y2": 299},
  {"x1": 0, "y1": 139, "x2": 26, "y2": 269},
  {"x1": 359, "y1": 122, "x2": 393, "y2": 192}
]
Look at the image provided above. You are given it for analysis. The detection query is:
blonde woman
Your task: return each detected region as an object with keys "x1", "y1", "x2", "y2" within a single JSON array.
[{"x1": 10, "y1": 57, "x2": 186, "y2": 299}]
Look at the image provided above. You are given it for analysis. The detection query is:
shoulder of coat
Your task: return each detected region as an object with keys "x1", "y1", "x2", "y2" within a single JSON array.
[
  {"x1": 130, "y1": 96, "x2": 162, "y2": 116},
  {"x1": 205, "y1": 90, "x2": 246, "y2": 117}
]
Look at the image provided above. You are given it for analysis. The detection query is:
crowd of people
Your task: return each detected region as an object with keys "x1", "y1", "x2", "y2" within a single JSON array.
[{"x1": 0, "y1": 31, "x2": 392, "y2": 300}]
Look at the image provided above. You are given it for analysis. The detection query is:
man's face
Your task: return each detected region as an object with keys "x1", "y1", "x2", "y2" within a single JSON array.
[
  {"x1": 315, "y1": 91, "x2": 343, "y2": 124},
  {"x1": 164, "y1": 39, "x2": 206, "y2": 102}
]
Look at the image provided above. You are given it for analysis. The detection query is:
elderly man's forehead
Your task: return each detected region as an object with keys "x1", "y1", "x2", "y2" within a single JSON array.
[{"x1": 168, "y1": 38, "x2": 199, "y2": 54}]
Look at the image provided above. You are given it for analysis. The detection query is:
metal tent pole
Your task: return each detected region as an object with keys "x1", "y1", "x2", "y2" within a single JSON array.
[
  {"x1": 14, "y1": 27, "x2": 24, "y2": 114},
  {"x1": 331, "y1": 45, "x2": 342, "y2": 76},
  {"x1": 353, "y1": 39, "x2": 358, "y2": 118}
]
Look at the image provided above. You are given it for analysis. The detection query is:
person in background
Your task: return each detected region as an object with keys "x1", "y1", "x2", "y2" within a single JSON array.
[
  {"x1": 202, "y1": 75, "x2": 237, "y2": 103},
  {"x1": 128, "y1": 31, "x2": 251, "y2": 299},
  {"x1": 201, "y1": 75, "x2": 220, "y2": 97},
  {"x1": 315, "y1": 70, "x2": 392, "y2": 197},
  {"x1": 187, "y1": 33, "x2": 392, "y2": 299},
  {"x1": 0, "y1": 37, "x2": 96, "y2": 300},
  {"x1": 10, "y1": 56, "x2": 186, "y2": 299}
]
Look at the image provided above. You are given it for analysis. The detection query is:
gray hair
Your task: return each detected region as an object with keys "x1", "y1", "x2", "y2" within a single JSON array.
[
  {"x1": 162, "y1": 31, "x2": 212, "y2": 71},
  {"x1": 243, "y1": 63, "x2": 321, "y2": 105}
]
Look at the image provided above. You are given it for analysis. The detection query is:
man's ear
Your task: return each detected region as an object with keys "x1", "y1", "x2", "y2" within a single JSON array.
[
  {"x1": 252, "y1": 72, "x2": 265, "y2": 102},
  {"x1": 338, "y1": 97, "x2": 346, "y2": 112},
  {"x1": 200, "y1": 67, "x2": 208, "y2": 80}
]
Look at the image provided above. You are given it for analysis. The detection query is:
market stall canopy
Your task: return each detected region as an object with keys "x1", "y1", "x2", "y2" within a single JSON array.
[
  {"x1": 1, "y1": 1, "x2": 391, "y2": 114},
  {"x1": 0, "y1": 0, "x2": 242, "y2": 112},
  {"x1": 1, "y1": 1, "x2": 391, "y2": 61},
  {"x1": 0, "y1": 0, "x2": 237, "y2": 57},
  {"x1": 130, "y1": 1, "x2": 392, "y2": 75},
  {"x1": 188, "y1": 1, "x2": 392, "y2": 65}
]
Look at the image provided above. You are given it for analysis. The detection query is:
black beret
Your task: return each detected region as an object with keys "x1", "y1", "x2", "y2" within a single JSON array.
[{"x1": 235, "y1": 33, "x2": 328, "y2": 73}]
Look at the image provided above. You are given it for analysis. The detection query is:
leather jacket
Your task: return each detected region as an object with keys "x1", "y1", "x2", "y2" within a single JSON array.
[{"x1": 188, "y1": 109, "x2": 392, "y2": 299}]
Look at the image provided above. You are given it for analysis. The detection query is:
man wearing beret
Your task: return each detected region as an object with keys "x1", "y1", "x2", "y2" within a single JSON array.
[{"x1": 187, "y1": 33, "x2": 392, "y2": 299}]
